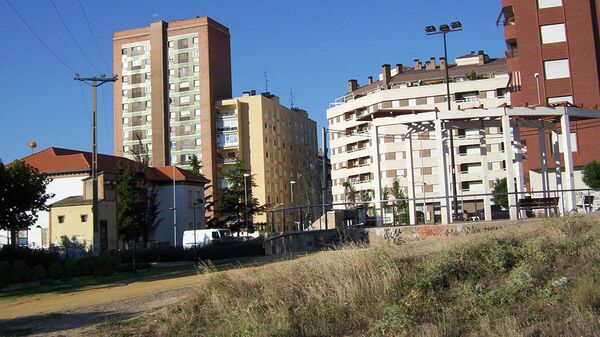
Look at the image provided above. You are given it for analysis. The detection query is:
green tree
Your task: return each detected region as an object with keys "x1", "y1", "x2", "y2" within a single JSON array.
[
  {"x1": 386, "y1": 178, "x2": 408, "y2": 225},
  {"x1": 492, "y1": 178, "x2": 509, "y2": 208},
  {"x1": 582, "y1": 160, "x2": 600, "y2": 189},
  {"x1": 0, "y1": 160, "x2": 53, "y2": 247},
  {"x1": 190, "y1": 154, "x2": 201, "y2": 175},
  {"x1": 216, "y1": 159, "x2": 263, "y2": 233},
  {"x1": 342, "y1": 181, "x2": 357, "y2": 209}
]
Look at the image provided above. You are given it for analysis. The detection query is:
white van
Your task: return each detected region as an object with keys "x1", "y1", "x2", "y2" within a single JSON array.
[{"x1": 182, "y1": 228, "x2": 232, "y2": 248}]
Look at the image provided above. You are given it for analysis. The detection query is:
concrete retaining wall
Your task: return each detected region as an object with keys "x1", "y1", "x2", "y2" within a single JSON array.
[{"x1": 264, "y1": 221, "x2": 514, "y2": 255}]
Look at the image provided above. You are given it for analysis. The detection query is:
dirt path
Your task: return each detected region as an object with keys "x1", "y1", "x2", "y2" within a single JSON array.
[{"x1": 0, "y1": 273, "x2": 203, "y2": 336}]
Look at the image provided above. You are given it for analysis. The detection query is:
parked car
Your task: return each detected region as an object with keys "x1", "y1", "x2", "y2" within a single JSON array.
[
  {"x1": 477, "y1": 204, "x2": 510, "y2": 220},
  {"x1": 182, "y1": 228, "x2": 232, "y2": 248}
]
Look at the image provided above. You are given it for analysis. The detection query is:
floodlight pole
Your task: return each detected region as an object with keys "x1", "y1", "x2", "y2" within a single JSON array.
[{"x1": 426, "y1": 24, "x2": 461, "y2": 221}]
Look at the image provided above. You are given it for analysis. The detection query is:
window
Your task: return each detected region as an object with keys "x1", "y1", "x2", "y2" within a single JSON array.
[
  {"x1": 58, "y1": 216, "x2": 65, "y2": 224},
  {"x1": 123, "y1": 145, "x2": 129, "y2": 153},
  {"x1": 195, "y1": 139, "x2": 201, "y2": 146},
  {"x1": 180, "y1": 81, "x2": 190, "y2": 89},
  {"x1": 195, "y1": 123, "x2": 201, "y2": 130},
  {"x1": 193, "y1": 65, "x2": 200, "y2": 73},
  {"x1": 80, "y1": 214, "x2": 88, "y2": 222},
  {"x1": 181, "y1": 110, "x2": 191, "y2": 118},
  {"x1": 193, "y1": 50, "x2": 199, "y2": 58},
  {"x1": 122, "y1": 75, "x2": 128, "y2": 83},
  {"x1": 121, "y1": 48, "x2": 127, "y2": 55},
  {"x1": 193, "y1": 37, "x2": 198, "y2": 44},
  {"x1": 168, "y1": 40, "x2": 174, "y2": 48},
  {"x1": 145, "y1": 73, "x2": 151, "y2": 80},
  {"x1": 178, "y1": 53, "x2": 189, "y2": 63},
  {"x1": 171, "y1": 141, "x2": 176, "y2": 149},
  {"x1": 170, "y1": 112, "x2": 176, "y2": 119},
  {"x1": 194, "y1": 80, "x2": 200, "y2": 87},
  {"x1": 544, "y1": 59, "x2": 570, "y2": 79},
  {"x1": 179, "y1": 67, "x2": 189, "y2": 77},
  {"x1": 169, "y1": 69, "x2": 175, "y2": 76},
  {"x1": 169, "y1": 83, "x2": 175, "y2": 91},
  {"x1": 194, "y1": 109, "x2": 201, "y2": 116},
  {"x1": 194, "y1": 94, "x2": 200, "y2": 102},
  {"x1": 180, "y1": 96, "x2": 190, "y2": 105},
  {"x1": 132, "y1": 59, "x2": 142, "y2": 69},
  {"x1": 178, "y1": 38, "x2": 188, "y2": 49},
  {"x1": 538, "y1": 0, "x2": 562, "y2": 9},
  {"x1": 540, "y1": 24, "x2": 566, "y2": 44}
]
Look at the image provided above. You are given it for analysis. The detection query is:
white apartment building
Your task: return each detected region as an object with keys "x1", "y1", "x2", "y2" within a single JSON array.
[{"x1": 327, "y1": 51, "x2": 512, "y2": 223}]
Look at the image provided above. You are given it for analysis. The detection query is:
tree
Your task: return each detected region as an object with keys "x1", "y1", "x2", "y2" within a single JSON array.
[
  {"x1": 342, "y1": 181, "x2": 357, "y2": 208},
  {"x1": 117, "y1": 140, "x2": 162, "y2": 248},
  {"x1": 190, "y1": 154, "x2": 201, "y2": 175},
  {"x1": 492, "y1": 178, "x2": 509, "y2": 208},
  {"x1": 582, "y1": 160, "x2": 600, "y2": 189},
  {"x1": 216, "y1": 159, "x2": 263, "y2": 233},
  {"x1": 386, "y1": 178, "x2": 408, "y2": 225},
  {"x1": 0, "y1": 160, "x2": 53, "y2": 247}
]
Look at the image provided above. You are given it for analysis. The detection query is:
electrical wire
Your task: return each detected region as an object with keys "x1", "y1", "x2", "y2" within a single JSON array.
[
  {"x1": 77, "y1": 0, "x2": 111, "y2": 72},
  {"x1": 49, "y1": 0, "x2": 100, "y2": 74},
  {"x1": 5, "y1": 0, "x2": 76, "y2": 73}
]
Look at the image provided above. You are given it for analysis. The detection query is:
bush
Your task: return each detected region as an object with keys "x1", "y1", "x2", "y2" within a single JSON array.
[
  {"x1": 32, "y1": 265, "x2": 47, "y2": 281},
  {"x1": 48, "y1": 263, "x2": 63, "y2": 280},
  {"x1": 119, "y1": 238, "x2": 265, "y2": 263},
  {"x1": 12, "y1": 260, "x2": 32, "y2": 283}
]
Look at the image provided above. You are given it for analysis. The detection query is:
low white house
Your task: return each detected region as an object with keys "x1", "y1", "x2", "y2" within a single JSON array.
[{"x1": 2, "y1": 147, "x2": 208, "y2": 250}]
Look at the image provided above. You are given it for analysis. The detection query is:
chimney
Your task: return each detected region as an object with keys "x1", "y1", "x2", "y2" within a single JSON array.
[
  {"x1": 477, "y1": 50, "x2": 489, "y2": 64},
  {"x1": 414, "y1": 59, "x2": 422, "y2": 70},
  {"x1": 348, "y1": 79, "x2": 358, "y2": 92},
  {"x1": 439, "y1": 57, "x2": 447, "y2": 70},
  {"x1": 395, "y1": 64, "x2": 403, "y2": 74},
  {"x1": 367, "y1": 76, "x2": 373, "y2": 84},
  {"x1": 426, "y1": 57, "x2": 437, "y2": 70},
  {"x1": 382, "y1": 64, "x2": 391, "y2": 86}
]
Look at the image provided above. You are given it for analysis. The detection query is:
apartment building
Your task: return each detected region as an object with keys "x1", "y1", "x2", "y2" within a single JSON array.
[
  {"x1": 113, "y1": 17, "x2": 232, "y2": 206},
  {"x1": 500, "y1": 0, "x2": 600, "y2": 190},
  {"x1": 327, "y1": 52, "x2": 511, "y2": 223},
  {"x1": 215, "y1": 92, "x2": 319, "y2": 228}
]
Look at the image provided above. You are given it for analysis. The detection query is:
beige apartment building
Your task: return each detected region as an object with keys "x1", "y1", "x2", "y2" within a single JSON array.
[
  {"x1": 327, "y1": 51, "x2": 512, "y2": 223},
  {"x1": 216, "y1": 92, "x2": 319, "y2": 228},
  {"x1": 113, "y1": 17, "x2": 232, "y2": 205}
]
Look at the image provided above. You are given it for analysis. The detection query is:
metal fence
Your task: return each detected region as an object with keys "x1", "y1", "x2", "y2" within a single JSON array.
[{"x1": 266, "y1": 187, "x2": 599, "y2": 233}]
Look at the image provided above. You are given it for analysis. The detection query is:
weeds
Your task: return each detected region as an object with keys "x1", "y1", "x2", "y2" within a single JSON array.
[{"x1": 98, "y1": 214, "x2": 600, "y2": 337}]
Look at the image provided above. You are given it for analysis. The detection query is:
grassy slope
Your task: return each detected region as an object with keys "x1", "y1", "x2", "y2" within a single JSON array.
[{"x1": 99, "y1": 215, "x2": 600, "y2": 337}]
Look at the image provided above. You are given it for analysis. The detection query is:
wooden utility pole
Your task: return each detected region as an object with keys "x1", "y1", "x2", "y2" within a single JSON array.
[{"x1": 74, "y1": 74, "x2": 118, "y2": 253}]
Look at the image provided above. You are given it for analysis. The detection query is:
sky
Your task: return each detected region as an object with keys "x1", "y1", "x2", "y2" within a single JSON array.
[{"x1": 0, "y1": 0, "x2": 506, "y2": 163}]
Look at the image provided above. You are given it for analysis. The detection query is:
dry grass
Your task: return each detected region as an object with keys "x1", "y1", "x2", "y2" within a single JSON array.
[{"x1": 98, "y1": 214, "x2": 600, "y2": 337}]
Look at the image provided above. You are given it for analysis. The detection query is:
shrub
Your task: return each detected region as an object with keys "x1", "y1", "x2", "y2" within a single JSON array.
[
  {"x1": 48, "y1": 263, "x2": 64, "y2": 280},
  {"x1": 32, "y1": 265, "x2": 47, "y2": 281},
  {"x1": 12, "y1": 260, "x2": 32, "y2": 283}
]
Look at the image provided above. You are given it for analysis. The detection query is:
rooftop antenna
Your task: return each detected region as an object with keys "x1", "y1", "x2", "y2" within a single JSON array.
[
  {"x1": 264, "y1": 71, "x2": 269, "y2": 92},
  {"x1": 289, "y1": 87, "x2": 295, "y2": 108}
]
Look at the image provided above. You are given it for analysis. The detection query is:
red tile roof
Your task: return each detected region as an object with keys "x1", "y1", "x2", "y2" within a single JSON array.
[{"x1": 20, "y1": 147, "x2": 209, "y2": 184}]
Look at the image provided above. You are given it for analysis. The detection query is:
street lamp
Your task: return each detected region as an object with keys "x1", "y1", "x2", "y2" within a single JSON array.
[
  {"x1": 243, "y1": 173, "x2": 250, "y2": 232},
  {"x1": 290, "y1": 180, "x2": 296, "y2": 204},
  {"x1": 192, "y1": 198, "x2": 203, "y2": 262},
  {"x1": 170, "y1": 161, "x2": 178, "y2": 247},
  {"x1": 425, "y1": 21, "x2": 462, "y2": 221}
]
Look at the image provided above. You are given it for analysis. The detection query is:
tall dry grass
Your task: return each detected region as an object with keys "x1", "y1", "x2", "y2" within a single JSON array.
[{"x1": 98, "y1": 214, "x2": 600, "y2": 337}]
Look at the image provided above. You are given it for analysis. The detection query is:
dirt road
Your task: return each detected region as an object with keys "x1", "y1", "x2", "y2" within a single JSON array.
[{"x1": 0, "y1": 272, "x2": 203, "y2": 336}]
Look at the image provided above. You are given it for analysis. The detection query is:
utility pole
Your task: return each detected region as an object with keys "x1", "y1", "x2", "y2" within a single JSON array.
[
  {"x1": 321, "y1": 127, "x2": 328, "y2": 230},
  {"x1": 74, "y1": 74, "x2": 118, "y2": 253}
]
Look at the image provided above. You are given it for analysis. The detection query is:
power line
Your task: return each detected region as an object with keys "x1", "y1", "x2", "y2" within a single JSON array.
[
  {"x1": 77, "y1": 0, "x2": 111, "y2": 72},
  {"x1": 5, "y1": 0, "x2": 76, "y2": 73},
  {"x1": 49, "y1": 0, "x2": 100, "y2": 74}
]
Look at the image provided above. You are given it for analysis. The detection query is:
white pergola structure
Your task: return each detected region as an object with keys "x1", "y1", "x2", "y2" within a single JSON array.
[{"x1": 368, "y1": 106, "x2": 600, "y2": 225}]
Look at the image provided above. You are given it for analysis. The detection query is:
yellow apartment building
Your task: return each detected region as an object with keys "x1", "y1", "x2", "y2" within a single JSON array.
[{"x1": 216, "y1": 92, "x2": 319, "y2": 229}]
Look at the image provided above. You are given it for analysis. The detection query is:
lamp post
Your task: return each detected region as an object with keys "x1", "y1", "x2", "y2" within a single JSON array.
[
  {"x1": 192, "y1": 198, "x2": 203, "y2": 262},
  {"x1": 171, "y1": 161, "x2": 178, "y2": 247},
  {"x1": 426, "y1": 21, "x2": 462, "y2": 221},
  {"x1": 243, "y1": 173, "x2": 250, "y2": 232},
  {"x1": 290, "y1": 180, "x2": 296, "y2": 231}
]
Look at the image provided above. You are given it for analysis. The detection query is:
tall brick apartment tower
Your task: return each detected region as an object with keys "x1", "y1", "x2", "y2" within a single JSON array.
[
  {"x1": 500, "y1": 0, "x2": 600, "y2": 183},
  {"x1": 113, "y1": 17, "x2": 232, "y2": 199}
]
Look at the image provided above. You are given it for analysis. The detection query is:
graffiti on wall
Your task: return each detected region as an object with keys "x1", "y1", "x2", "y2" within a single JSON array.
[{"x1": 375, "y1": 223, "x2": 501, "y2": 246}]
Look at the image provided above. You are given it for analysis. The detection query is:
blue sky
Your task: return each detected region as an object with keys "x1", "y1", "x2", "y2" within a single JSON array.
[{"x1": 0, "y1": 0, "x2": 505, "y2": 163}]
